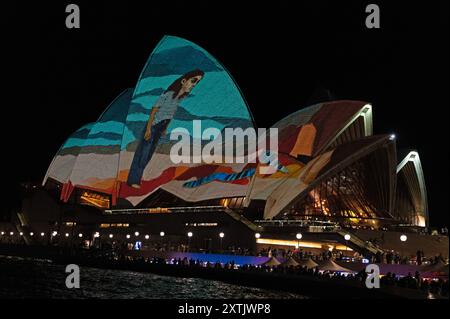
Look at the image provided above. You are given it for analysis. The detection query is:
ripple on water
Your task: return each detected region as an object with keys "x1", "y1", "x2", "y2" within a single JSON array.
[{"x1": 0, "y1": 257, "x2": 306, "y2": 299}]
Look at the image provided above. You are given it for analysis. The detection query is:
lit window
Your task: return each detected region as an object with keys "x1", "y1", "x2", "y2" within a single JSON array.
[{"x1": 79, "y1": 190, "x2": 110, "y2": 209}]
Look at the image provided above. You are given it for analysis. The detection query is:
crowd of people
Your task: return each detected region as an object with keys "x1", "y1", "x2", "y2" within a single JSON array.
[
  {"x1": 2, "y1": 231, "x2": 448, "y2": 270},
  {"x1": 116, "y1": 254, "x2": 449, "y2": 298},
  {"x1": 379, "y1": 271, "x2": 448, "y2": 296},
  {"x1": 259, "y1": 247, "x2": 346, "y2": 261},
  {"x1": 257, "y1": 246, "x2": 449, "y2": 268}
]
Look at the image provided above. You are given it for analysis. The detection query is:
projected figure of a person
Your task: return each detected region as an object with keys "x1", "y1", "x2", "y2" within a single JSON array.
[{"x1": 127, "y1": 69, "x2": 204, "y2": 188}]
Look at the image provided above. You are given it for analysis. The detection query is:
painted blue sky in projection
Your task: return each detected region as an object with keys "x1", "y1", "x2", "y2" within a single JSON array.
[
  {"x1": 121, "y1": 35, "x2": 253, "y2": 151},
  {"x1": 59, "y1": 36, "x2": 254, "y2": 152}
]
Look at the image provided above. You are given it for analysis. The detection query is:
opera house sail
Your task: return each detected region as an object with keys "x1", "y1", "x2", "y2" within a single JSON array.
[{"x1": 40, "y1": 35, "x2": 428, "y2": 229}]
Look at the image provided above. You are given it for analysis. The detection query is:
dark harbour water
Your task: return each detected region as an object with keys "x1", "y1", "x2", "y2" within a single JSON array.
[{"x1": 0, "y1": 256, "x2": 305, "y2": 299}]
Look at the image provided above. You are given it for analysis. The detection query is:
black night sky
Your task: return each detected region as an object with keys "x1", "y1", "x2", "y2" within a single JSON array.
[{"x1": 1, "y1": 1, "x2": 448, "y2": 227}]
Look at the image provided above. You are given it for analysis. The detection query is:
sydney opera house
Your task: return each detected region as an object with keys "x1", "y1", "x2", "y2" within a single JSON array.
[{"x1": 18, "y1": 36, "x2": 429, "y2": 254}]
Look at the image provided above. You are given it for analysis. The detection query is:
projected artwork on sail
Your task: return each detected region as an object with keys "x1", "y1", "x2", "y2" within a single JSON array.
[
  {"x1": 44, "y1": 36, "x2": 260, "y2": 207},
  {"x1": 43, "y1": 89, "x2": 133, "y2": 202},
  {"x1": 114, "y1": 36, "x2": 256, "y2": 206}
]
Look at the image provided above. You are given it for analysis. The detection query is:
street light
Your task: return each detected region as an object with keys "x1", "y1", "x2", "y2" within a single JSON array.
[
  {"x1": 134, "y1": 231, "x2": 140, "y2": 237},
  {"x1": 10, "y1": 232, "x2": 14, "y2": 236},
  {"x1": 78, "y1": 233, "x2": 83, "y2": 238},
  {"x1": 187, "y1": 232, "x2": 193, "y2": 251},
  {"x1": 19, "y1": 232, "x2": 23, "y2": 236},
  {"x1": 219, "y1": 232, "x2": 225, "y2": 251},
  {"x1": 344, "y1": 234, "x2": 351, "y2": 251},
  {"x1": 94, "y1": 232, "x2": 100, "y2": 238},
  {"x1": 400, "y1": 234, "x2": 408, "y2": 262},
  {"x1": 29, "y1": 232, "x2": 34, "y2": 236},
  {"x1": 296, "y1": 233, "x2": 302, "y2": 249},
  {"x1": 0, "y1": 231, "x2": 4, "y2": 235},
  {"x1": 126, "y1": 234, "x2": 131, "y2": 239},
  {"x1": 40, "y1": 232, "x2": 45, "y2": 237},
  {"x1": 160, "y1": 231, "x2": 165, "y2": 249},
  {"x1": 255, "y1": 233, "x2": 261, "y2": 239},
  {"x1": 145, "y1": 234, "x2": 149, "y2": 240},
  {"x1": 50, "y1": 231, "x2": 57, "y2": 244},
  {"x1": 65, "y1": 233, "x2": 70, "y2": 237}
]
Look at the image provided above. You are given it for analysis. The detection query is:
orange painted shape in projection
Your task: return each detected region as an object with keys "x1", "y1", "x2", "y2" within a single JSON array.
[
  {"x1": 118, "y1": 170, "x2": 130, "y2": 182},
  {"x1": 173, "y1": 166, "x2": 190, "y2": 178},
  {"x1": 83, "y1": 177, "x2": 115, "y2": 192},
  {"x1": 289, "y1": 123, "x2": 317, "y2": 158}
]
